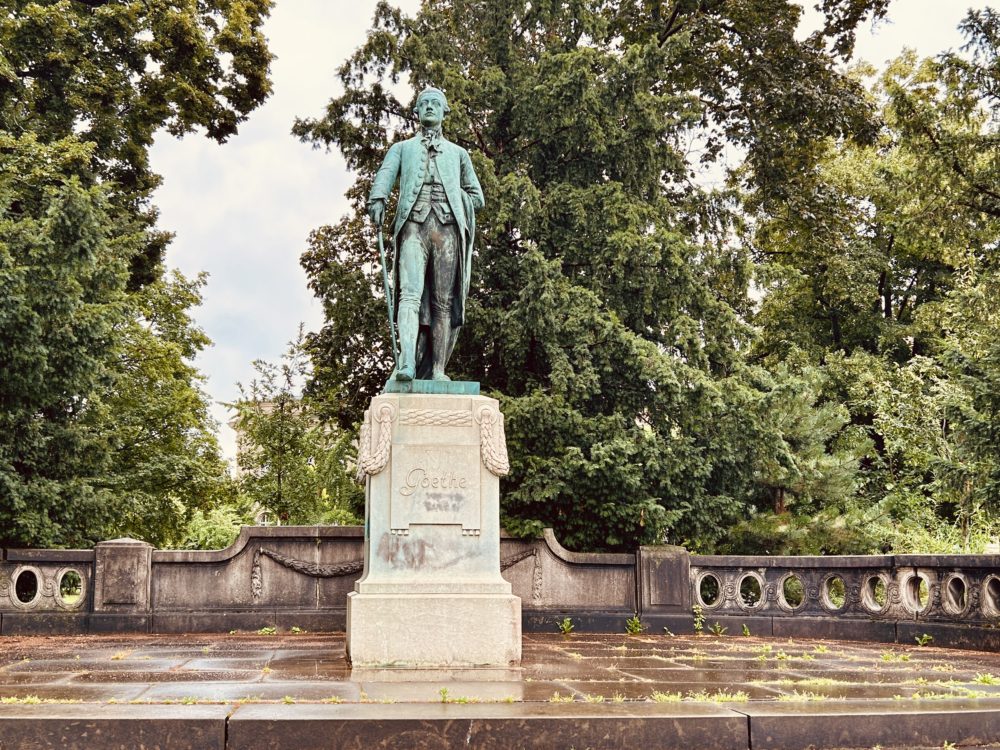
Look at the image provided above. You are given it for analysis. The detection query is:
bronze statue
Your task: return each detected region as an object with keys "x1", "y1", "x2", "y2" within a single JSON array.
[{"x1": 367, "y1": 86, "x2": 484, "y2": 383}]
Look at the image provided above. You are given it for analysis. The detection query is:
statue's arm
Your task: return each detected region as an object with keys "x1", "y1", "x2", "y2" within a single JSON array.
[
  {"x1": 369, "y1": 143, "x2": 402, "y2": 203},
  {"x1": 460, "y1": 150, "x2": 485, "y2": 211}
]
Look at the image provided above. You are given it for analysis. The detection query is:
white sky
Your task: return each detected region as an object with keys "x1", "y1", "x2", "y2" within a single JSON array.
[{"x1": 149, "y1": 0, "x2": 995, "y2": 463}]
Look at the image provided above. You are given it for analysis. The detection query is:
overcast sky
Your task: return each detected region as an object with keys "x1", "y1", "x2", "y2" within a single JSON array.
[{"x1": 148, "y1": 1, "x2": 995, "y2": 463}]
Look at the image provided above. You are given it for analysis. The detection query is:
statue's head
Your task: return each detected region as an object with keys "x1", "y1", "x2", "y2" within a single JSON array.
[{"x1": 415, "y1": 86, "x2": 449, "y2": 129}]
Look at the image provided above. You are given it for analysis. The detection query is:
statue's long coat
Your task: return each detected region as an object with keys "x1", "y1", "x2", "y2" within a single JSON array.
[{"x1": 369, "y1": 135, "x2": 484, "y2": 340}]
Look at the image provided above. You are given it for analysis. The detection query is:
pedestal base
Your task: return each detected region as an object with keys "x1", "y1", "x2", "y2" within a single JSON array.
[{"x1": 346, "y1": 591, "x2": 522, "y2": 668}]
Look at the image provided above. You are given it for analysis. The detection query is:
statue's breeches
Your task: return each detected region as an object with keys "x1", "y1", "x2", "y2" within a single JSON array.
[{"x1": 398, "y1": 212, "x2": 459, "y2": 321}]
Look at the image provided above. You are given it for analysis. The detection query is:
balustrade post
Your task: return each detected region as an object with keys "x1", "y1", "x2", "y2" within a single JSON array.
[
  {"x1": 638, "y1": 545, "x2": 691, "y2": 632},
  {"x1": 92, "y1": 538, "x2": 153, "y2": 633}
]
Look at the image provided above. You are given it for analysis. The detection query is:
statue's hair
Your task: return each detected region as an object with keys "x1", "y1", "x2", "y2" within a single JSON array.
[{"x1": 415, "y1": 86, "x2": 450, "y2": 113}]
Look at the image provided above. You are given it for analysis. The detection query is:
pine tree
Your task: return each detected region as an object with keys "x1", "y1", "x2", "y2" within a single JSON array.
[{"x1": 296, "y1": 0, "x2": 887, "y2": 551}]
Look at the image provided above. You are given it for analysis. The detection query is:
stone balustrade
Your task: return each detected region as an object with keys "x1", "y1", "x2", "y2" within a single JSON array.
[
  {"x1": 1, "y1": 529, "x2": 998, "y2": 650},
  {"x1": 679, "y1": 553, "x2": 1000, "y2": 649},
  {"x1": 689, "y1": 554, "x2": 1000, "y2": 622},
  {"x1": 0, "y1": 548, "x2": 94, "y2": 633}
]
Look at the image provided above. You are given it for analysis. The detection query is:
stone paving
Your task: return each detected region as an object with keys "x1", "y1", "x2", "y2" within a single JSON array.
[
  {"x1": 2, "y1": 630, "x2": 1000, "y2": 706},
  {"x1": 6, "y1": 632, "x2": 1000, "y2": 748}
]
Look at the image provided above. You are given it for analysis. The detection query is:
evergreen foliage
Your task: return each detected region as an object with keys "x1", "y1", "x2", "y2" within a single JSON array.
[
  {"x1": 4, "y1": 0, "x2": 998, "y2": 555},
  {"x1": 295, "y1": 0, "x2": 888, "y2": 551}
]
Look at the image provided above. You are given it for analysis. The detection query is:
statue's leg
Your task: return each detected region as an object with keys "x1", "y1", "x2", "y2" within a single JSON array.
[
  {"x1": 396, "y1": 221, "x2": 428, "y2": 381},
  {"x1": 428, "y1": 216, "x2": 459, "y2": 381}
]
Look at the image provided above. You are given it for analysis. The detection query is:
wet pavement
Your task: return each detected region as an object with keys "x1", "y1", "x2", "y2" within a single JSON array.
[{"x1": 2, "y1": 630, "x2": 1000, "y2": 708}]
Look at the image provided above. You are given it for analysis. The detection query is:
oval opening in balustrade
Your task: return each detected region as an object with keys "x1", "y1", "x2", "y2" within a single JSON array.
[
  {"x1": 781, "y1": 574, "x2": 805, "y2": 609},
  {"x1": 14, "y1": 569, "x2": 38, "y2": 605},
  {"x1": 698, "y1": 573, "x2": 720, "y2": 607},
  {"x1": 901, "y1": 573, "x2": 930, "y2": 614},
  {"x1": 861, "y1": 575, "x2": 889, "y2": 614},
  {"x1": 822, "y1": 575, "x2": 846, "y2": 611},
  {"x1": 984, "y1": 576, "x2": 1000, "y2": 618},
  {"x1": 738, "y1": 574, "x2": 763, "y2": 609},
  {"x1": 59, "y1": 570, "x2": 83, "y2": 606},
  {"x1": 943, "y1": 574, "x2": 968, "y2": 615}
]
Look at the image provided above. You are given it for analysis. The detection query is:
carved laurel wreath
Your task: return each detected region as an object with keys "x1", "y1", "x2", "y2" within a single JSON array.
[
  {"x1": 354, "y1": 402, "x2": 396, "y2": 482},
  {"x1": 475, "y1": 404, "x2": 510, "y2": 477}
]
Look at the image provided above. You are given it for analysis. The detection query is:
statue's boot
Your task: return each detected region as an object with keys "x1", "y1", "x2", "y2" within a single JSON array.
[
  {"x1": 430, "y1": 310, "x2": 452, "y2": 381},
  {"x1": 396, "y1": 305, "x2": 418, "y2": 381}
]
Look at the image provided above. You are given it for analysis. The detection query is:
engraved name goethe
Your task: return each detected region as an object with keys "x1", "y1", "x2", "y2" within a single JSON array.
[{"x1": 391, "y1": 444, "x2": 481, "y2": 530}]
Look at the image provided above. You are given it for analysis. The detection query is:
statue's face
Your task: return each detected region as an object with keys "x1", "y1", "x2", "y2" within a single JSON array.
[{"x1": 416, "y1": 94, "x2": 446, "y2": 128}]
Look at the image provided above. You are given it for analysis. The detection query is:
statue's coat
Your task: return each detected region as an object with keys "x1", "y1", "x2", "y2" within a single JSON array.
[{"x1": 369, "y1": 135, "x2": 484, "y2": 330}]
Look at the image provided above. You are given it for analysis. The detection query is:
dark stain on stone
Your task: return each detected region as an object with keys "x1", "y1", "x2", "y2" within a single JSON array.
[{"x1": 376, "y1": 534, "x2": 430, "y2": 569}]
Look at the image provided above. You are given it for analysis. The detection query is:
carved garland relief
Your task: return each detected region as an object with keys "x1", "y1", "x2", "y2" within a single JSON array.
[{"x1": 250, "y1": 545, "x2": 541, "y2": 603}]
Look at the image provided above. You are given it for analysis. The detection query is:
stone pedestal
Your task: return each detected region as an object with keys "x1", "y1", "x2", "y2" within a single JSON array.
[{"x1": 347, "y1": 391, "x2": 521, "y2": 667}]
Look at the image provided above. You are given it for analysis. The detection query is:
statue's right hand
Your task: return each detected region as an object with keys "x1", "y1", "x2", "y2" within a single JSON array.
[{"x1": 368, "y1": 199, "x2": 385, "y2": 226}]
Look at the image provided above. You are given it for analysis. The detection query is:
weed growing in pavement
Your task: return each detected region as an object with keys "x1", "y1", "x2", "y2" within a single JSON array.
[
  {"x1": 625, "y1": 614, "x2": 645, "y2": 635},
  {"x1": 648, "y1": 691, "x2": 682, "y2": 703},
  {"x1": 709, "y1": 622, "x2": 727, "y2": 636},
  {"x1": 692, "y1": 604, "x2": 705, "y2": 634},
  {"x1": 915, "y1": 633, "x2": 934, "y2": 647},
  {"x1": 776, "y1": 691, "x2": 826, "y2": 702},
  {"x1": 257, "y1": 626, "x2": 277, "y2": 636},
  {"x1": 880, "y1": 651, "x2": 910, "y2": 663},
  {"x1": 557, "y1": 617, "x2": 575, "y2": 636},
  {"x1": 549, "y1": 692, "x2": 575, "y2": 703},
  {"x1": 742, "y1": 624, "x2": 751, "y2": 637},
  {"x1": 974, "y1": 673, "x2": 1000, "y2": 685},
  {"x1": 685, "y1": 690, "x2": 749, "y2": 703}
]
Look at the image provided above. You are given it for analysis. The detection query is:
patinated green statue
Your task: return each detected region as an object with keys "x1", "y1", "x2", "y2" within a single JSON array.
[{"x1": 367, "y1": 86, "x2": 484, "y2": 384}]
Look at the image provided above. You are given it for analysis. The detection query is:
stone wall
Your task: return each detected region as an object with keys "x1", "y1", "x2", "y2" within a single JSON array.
[
  {"x1": 0, "y1": 527, "x2": 637, "y2": 636},
  {"x1": 1, "y1": 527, "x2": 998, "y2": 649}
]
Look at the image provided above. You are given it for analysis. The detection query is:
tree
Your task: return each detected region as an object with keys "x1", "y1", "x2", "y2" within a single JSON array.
[
  {"x1": 231, "y1": 333, "x2": 363, "y2": 527},
  {"x1": 0, "y1": 0, "x2": 274, "y2": 547},
  {"x1": 0, "y1": 134, "x2": 131, "y2": 547},
  {"x1": 296, "y1": 0, "x2": 888, "y2": 551},
  {"x1": 0, "y1": 0, "x2": 274, "y2": 283},
  {"x1": 750, "y1": 16, "x2": 1000, "y2": 553},
  {"x1": 93, "y1": 271, "x2": 234, "y2": 548}
]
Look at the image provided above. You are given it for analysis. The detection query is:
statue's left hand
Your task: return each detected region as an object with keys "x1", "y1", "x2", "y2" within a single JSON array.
[{"x1": 368, "y1": 199, "x2": 385, "y2": 226}]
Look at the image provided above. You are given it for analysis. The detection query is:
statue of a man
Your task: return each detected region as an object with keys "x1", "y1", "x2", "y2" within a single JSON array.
[{"x1": 367, "y1": 86, "x2": 485, "y2": 383}]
